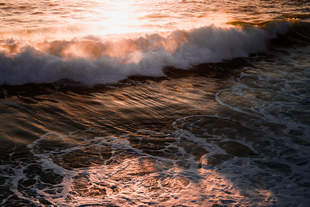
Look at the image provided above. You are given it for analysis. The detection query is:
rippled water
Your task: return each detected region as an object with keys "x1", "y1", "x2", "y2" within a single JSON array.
[
  {"x1": 1, "y1": 0, "x2": 309, "y2": 36},
  {"x1": 0, "y1": 0, "x2": 310, "y2": 206}
]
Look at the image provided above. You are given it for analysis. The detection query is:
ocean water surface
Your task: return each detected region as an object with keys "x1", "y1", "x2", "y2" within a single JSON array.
[{"x1": 0, "y1": 0, "x2": 310, "y2": 206}]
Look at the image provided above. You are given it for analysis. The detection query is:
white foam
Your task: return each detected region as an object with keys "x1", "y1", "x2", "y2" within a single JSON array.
[{"x1": 0, "y1": 21, "x2": 291, "y2": 86}]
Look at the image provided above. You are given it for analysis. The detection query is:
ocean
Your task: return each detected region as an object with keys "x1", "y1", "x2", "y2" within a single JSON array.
[{"x1": 0, "y1": 0, "x2": 309, "y2": 206}]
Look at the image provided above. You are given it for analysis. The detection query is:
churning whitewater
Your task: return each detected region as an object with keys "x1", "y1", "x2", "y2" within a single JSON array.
[{"x1": 0, "y1": 21, "x2": 292, "y2": 85}]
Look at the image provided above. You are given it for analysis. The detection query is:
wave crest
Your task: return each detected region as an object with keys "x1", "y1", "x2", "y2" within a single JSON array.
[{"x1": 0, "y1": 20, "x2": 296, "y2": 86}]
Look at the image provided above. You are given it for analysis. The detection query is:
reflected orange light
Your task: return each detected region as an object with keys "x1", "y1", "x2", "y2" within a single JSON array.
[
  {"x1": 90, "y1": 0, "x2": 144, "y2": 35},
  {"x1": 34, "y1": 30, "x2": 189, "y2": 64}
]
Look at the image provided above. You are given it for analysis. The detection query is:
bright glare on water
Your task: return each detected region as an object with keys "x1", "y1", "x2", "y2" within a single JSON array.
[{"x1": 1, "y1": 0, "x2": 309, "y2": 39}]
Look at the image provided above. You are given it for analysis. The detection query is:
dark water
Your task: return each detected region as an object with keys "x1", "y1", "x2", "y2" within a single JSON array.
[{"x1": 1, "y1": 0, "x2": 310, "y2": 206}]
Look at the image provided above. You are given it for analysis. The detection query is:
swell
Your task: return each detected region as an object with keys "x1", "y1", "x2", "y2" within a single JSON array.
[
  {"x1": 229, "y1": 19, "x2": 310, "y2": 47},
  {"x1": 0, "y1": 19, "x2": 308, "y2": 86}
]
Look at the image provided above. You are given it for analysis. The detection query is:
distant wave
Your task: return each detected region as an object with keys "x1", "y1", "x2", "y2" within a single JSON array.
[{"x1": 1, "y1": 20, "x2": 308, "y2": 86}]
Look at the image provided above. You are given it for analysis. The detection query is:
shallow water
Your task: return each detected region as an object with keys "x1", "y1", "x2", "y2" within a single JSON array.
[{"x1": 0, "y1": 0, "x2": 310, "y2": 206}]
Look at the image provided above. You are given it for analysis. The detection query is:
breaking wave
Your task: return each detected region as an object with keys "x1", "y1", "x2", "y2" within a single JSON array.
[{"x1": 1, "y1": 20, "x2": 308, "y2": 86}]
